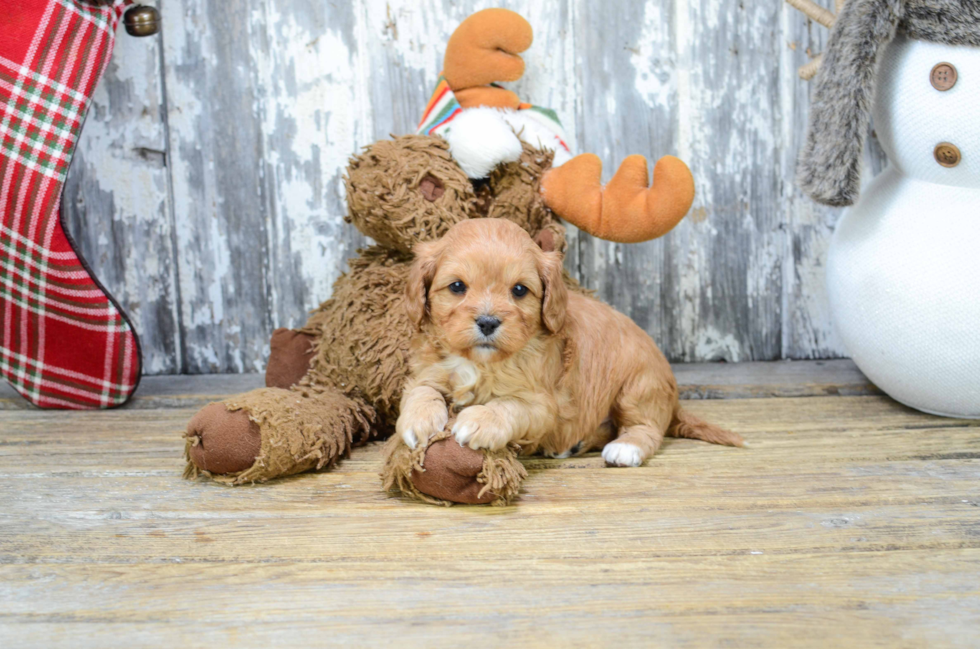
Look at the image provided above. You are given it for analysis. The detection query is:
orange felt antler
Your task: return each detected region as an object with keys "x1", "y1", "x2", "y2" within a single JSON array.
[
  {"x1": 541, "y1": 154, "x2": 695, "y2": 243},
  {"x1": 443, "y1": 8, "x2": 533, "y2": 109}
]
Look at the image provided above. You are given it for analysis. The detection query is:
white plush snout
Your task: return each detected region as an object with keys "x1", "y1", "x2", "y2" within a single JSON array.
[{"x1": 443, "y1": 107, "x2": 523, "y2": 179}]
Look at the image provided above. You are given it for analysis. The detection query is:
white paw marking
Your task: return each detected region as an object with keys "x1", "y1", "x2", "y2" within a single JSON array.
[
  {"x1": 452, "y1": 420, "x2": 475, "y2": 445},
  {"x1": 399, "y1": 407, "x2": 448, "y2": 449},
  {"x1": 402, "y1": 428, "x2": 417, "y2": 449},
  {"x1": 602, "y1": 442, "x2": 644, "y2": 467}
]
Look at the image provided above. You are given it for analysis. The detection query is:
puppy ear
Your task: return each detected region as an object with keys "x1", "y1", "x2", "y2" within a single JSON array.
[
  {"x1": 405, "y1": 240, "x2": 441, "y2": 329},
  {"x1": 539, "y1": 249, "x2": 567, "y2": 333}
]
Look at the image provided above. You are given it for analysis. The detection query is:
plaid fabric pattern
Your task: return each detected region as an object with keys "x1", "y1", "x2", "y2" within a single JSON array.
[{"x1": 1, "y1": 0, "x2": 141, "y2": 409}]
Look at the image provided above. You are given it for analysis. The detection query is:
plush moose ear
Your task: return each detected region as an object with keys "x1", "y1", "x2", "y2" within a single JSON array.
[
  {"x1": 405, "y1": 240, "x2": 442, "y2": 329},
  {"x1": 538, "y1": 249, "x2": 567, "y2": 334},
  {"x1": 533, "y1": 224, "x2": 567, "y2": 256}
]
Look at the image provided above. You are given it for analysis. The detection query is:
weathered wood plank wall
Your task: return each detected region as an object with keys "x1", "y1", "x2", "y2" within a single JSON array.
[{"x1": 63, "y1": 0, "x2": 887, "y2": 374}]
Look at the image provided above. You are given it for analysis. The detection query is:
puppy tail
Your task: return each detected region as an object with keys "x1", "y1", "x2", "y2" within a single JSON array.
[{"x1": 668, "y1": 408, "x2": 745, "y2": 448}]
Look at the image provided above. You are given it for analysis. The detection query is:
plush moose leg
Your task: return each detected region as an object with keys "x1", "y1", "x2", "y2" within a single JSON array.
[
  {"x1": 381, "y1": 423, "x2": 526, "y2": 506},
  {"x1": 265, "y1": 328, "x2": 318, "y2": 389},
  {"x1": 184, "y1": 385, "x2": 374, "y2": 484}
]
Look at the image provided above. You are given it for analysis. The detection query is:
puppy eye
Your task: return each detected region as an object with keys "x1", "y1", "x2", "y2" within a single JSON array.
[
  {"x1": 449, "y1": 280, "x2": 467, "y2": 295},
  {"x1": 511, "y1": 284, "x2": 528, "y2": 298}
]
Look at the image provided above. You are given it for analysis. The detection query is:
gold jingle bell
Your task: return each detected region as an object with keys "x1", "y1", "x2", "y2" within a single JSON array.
[{"x1": 124, "y1": 5, "x2": 160, "y2": 37}]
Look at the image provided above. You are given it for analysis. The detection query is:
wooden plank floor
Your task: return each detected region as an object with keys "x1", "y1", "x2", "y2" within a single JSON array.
[{"x1": 1, "y1": 361, "x2": 978, "y2": 648}]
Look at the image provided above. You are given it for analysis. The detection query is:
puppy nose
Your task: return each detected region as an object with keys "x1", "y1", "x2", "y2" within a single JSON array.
[{"x1": 476, "y1": 315, "x2": 501, "y2": 336}]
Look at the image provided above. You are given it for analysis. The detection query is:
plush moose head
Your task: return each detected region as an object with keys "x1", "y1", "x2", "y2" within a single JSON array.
[
  {"x1": 343, "y1": 8, "x2": 696, "y2": 253},
  {"x1": 344, "y1": 136, "x2": 558, "y2": 255}
]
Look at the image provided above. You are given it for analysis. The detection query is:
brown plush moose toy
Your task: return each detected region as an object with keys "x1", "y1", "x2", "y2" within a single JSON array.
[{"x1": 183, "y1": 8, "x2": 696, "y2": 505}]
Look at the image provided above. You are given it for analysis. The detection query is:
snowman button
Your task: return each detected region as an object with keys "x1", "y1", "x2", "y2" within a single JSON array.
[
  {"x1": 934, "y1": 143, "x2": 961, "y2": 168},
  {"x1": 930, "y1": 63, "x2": 957, "y2": 91}
]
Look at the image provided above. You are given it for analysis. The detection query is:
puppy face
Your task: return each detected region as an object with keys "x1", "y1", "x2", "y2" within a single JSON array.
[{"x1": 406, "y1": 219, "x2": 566, "y2": 362}]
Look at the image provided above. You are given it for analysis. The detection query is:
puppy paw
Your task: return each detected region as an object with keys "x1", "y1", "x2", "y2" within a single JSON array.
[
  {"x1": 396, "y1": 396, "x2": 449, "y2": 449},
  {"x1": 602, "y1": 441, "x2": 644, "y2": 467},
  {"x1": 545, "y1": 440, "x2": 585, "y2": 459},
  {"x1": 452, "y1": 405, "x2": 511, "y2": 451}
]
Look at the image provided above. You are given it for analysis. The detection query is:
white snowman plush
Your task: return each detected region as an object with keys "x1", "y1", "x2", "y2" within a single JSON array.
[{"x1": 793, "y1": 0, "x2": 980, "y2": 418}]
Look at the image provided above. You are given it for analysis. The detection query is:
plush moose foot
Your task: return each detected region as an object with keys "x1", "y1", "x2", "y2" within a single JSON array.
[
  {"x1": 185, "y1": 403, "x2": 262, "y2": 474},
  {"x1": 265, "y1": 328, "x2": 317, "y2": 389},
  {"x1": 183, "y1": 386, "x2": 373, "y2": 484},
  {"x1": 381, "y1": 428, "x2": 526, "y2": 506},
  {"x1": 411, "y1": 437, "x2": 493, "y2": 504}
]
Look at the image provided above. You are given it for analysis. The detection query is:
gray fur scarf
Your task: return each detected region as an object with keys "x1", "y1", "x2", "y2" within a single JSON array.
[{"x1": 798, "y1": 0, "x2": 980, "y2": 206}]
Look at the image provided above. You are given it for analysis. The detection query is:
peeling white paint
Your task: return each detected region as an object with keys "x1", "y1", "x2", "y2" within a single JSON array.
[
  {"x1": 64, "y1": 0, "x2": 859, "y2": 374},
  {"x1": 633, "y1": 1, "x2": 674, "y2": 112},
  {"x1": 252, "y1": 2, "x2": 362, "y2": 310},
  {"x1": 677, "y1": 242, "x2": 705, "y2": 360},
  {"x1": 695, "y1": 326, "x2": 743, "y2": 362},
  {"x1": 63, "y1": 26, "x2": 179, "y2": 374}
]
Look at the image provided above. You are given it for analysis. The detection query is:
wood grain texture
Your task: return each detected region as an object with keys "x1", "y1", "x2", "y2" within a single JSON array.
[
  {"x1": 1, "y1": 391, "x2": 979, "y2": 647},
  {"x1": 0, "y1": 360, "x2": 879, "y2": 409},
  {"x1": 61, "y1": 0, "x2": 892, "y2": 373}
]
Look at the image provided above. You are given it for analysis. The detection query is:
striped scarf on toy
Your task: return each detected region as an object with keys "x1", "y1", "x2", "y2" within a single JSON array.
[{"x1": 416, "y1": 74, "x2": 571, "y2": 157}]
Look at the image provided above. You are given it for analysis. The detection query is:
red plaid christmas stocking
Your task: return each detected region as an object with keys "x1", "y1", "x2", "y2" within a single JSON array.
[{"x1": 1, "y1": 0, "x2": 141, "y2": 409}]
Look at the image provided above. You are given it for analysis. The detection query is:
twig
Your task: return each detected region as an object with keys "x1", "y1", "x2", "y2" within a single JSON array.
[
  {"x1": 785, "y1": 0, "x2": 837, "y2": 29},
  {"x1": 798, "y1": 54, "x2": 824, "y2": 80}
]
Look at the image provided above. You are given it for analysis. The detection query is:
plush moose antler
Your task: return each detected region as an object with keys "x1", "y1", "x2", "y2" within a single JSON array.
[
  {"x1": 440, "y1": 8, "x2": 696, "y2": 243},
  {"x1": 541, "y1": 154, "x2": 695, "y2": 243},
  {"x1": 787, "y1": 0, "x2": 847, "y2": 80},
  {"x1": 444, "y1": 8, "x2": 531, "y2": 109}
]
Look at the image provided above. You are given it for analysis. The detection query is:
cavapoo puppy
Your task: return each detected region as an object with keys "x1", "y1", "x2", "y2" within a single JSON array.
[{"x1": 396, "y1": 218, "x2": 743, "y2": 466}]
